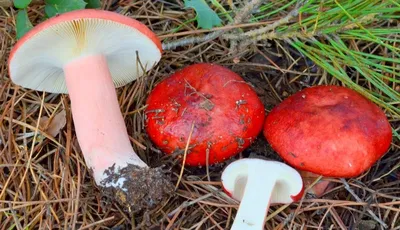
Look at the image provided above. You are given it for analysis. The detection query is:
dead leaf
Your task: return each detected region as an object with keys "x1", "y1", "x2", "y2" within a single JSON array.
[{"x1": 39, "y1": 110, "x2": 66, "y2": 137}]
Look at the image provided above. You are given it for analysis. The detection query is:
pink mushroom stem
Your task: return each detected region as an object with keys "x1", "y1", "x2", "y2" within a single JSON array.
[{"x1": 63, "y1": 54, "x2": 147, "y2": 185}]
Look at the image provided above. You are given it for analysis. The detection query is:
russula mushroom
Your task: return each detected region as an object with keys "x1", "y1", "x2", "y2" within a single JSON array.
[
  {"x1": 145, "y1": 63, "x2": 265, "y2": 166},
  {"x1": 8, "y1": 9, "x2": 173, "y2": 211},
  {"x1": 221, "y1": 158, "x2": 304, "y2": 230},
  {"x1": 264, "y1": 85, "x2": 392, "y2": 196}
]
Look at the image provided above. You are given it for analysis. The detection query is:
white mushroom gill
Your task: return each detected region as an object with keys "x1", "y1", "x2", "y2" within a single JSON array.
[
  {"x1": 221, "y1": 159, "x2": 304, "y2": 230},
  {"x1": 9, "y1": 18, "x2": 161, "y2": 94}
]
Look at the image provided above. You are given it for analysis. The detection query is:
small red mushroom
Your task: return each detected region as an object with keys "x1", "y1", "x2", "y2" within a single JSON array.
[
  {"x1": 145, "y1": 63, "x2": 265, "y2": 166},
  {"x1": 263, "y1": 85, "x2": 392, "y2": 196}
]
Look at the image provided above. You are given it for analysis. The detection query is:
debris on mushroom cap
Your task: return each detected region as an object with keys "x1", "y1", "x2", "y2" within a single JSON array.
[
  {"x1": 221, "y1": 158, "x2": 304, "y2": 230},
  {"x1": 264, "y1": 85, "x2": 392, "y2": 178},
  {"x1": 145, "y1": 63, "x2": 265, "y2": 166},
  {"x1": 8, "y1": 9, "x2": 162, "y2": 94}
]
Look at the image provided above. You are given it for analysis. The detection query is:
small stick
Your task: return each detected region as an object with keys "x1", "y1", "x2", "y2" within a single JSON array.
[
  {"x1": 228, "y1": 0, "x2": 264, "y2": 52},
  {"x1": 162, "y1": 0, "x2": 264, "y2": 51},
  {"x1": 231, "y1": 0, "x2": 264, "y2": 24},
  {"x1": 175, "y1": 122, "x2": 195, "y2": 190},
  {"x1": 340, "y1": 178, "x2": 388, "y2": 228},
  {"x1": 236, "y1": 1, "x2": 306, "y2": 50},
  {"x1": 223, "y1": 2, "x2": 303, "y2": 40},
  {"x1": 78, "y1": 216, "x2": 115, "y2": 230},
  {"x1": 162, "y1": 30, "x2": 224, "y2": 51}
]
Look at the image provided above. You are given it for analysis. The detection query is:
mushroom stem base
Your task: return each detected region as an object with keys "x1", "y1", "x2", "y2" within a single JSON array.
[{"x1": 100, "y1": 163, "x2": 174, "y2": 213}]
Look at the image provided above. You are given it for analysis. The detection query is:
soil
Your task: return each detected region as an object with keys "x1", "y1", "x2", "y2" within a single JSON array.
[{"x1": 100, "y1": 164, "x2": 174, "y2": 214}]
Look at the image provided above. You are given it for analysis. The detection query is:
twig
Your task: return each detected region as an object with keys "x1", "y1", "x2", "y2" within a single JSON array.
[
  {"x1": 175, "y1": 122, "x2": 195, "y2": 190},
  {"x1": 162, "y1": 0, "x2": 265, "y2": 51},
  {"x1": 223, "y1": 1, "x2": 303, "y2": 41},
  {"x1": 340, "y1": 178, "x2": 388, "y2": 228},
  {"x1": 78, "y1": 216, "x2": 115, "y2": 229},
  {"x1": 237, "y1": 30, "x2": 318, "y2": 50},
  {"x1": 158, "y1": 21, "x2": 289, "y2": 39},
  {"x1": 236, "y1": 0, "x2": 306, "y2": 50},
  {"x1": 162, "y1": 30, "x2": 224, "y2": 50},
  {"x1": 231, "y1": 0, "x2": 264, "y2": 24},
  {"x1": 228, "y1": 0, "x2": 264, "y2": 53}
]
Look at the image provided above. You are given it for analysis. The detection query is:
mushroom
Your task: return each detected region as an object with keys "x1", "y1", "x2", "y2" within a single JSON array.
[
  {"x1": 8, "y1": 9, "x2": 174, "y2": 212},
  {"x1": 263, "y1": 85, "x2": 392, "y2": 196},
  {"x1": 145, "y1": 63, "x2": 265, "y2": 166},
  {"x1": 221, "y1": 158, "x2": 304, "y2": 230}
]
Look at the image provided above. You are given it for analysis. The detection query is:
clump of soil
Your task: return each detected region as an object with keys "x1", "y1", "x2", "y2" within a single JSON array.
[{"x1": 100, "y1": 164, "x2": 174, "y2": 213}]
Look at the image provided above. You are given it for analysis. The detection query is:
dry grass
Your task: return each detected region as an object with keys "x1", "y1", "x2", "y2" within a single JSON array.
[{"x1": 1, "y1": 0, "x2": 399, "y2": 229}]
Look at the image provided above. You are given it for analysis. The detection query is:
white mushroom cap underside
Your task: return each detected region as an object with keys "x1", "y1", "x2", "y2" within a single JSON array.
[
  {"x1": 9, "y1": 18, "x2": 161, "y2": 94},
  {"x1": 221, "y1": 158, "x2": 303, "y2": 203}
]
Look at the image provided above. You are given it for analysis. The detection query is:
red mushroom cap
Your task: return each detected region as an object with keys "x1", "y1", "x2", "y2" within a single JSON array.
[
  {"x1": 264, "y1": 85, "x2": 392, "y2": 178},
  {"x1": 145, "y1": 63, "x2": 265, "y2": 166}
]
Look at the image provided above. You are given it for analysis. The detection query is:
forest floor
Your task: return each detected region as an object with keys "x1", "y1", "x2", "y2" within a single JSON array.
[{"x1": 1, "y1": 0, "x2": 399, "y2": 229}]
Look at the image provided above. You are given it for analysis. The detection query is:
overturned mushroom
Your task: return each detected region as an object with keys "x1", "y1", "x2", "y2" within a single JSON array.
[{"x1": 221, "y1": 158, "x2": 304, "y2": 230}]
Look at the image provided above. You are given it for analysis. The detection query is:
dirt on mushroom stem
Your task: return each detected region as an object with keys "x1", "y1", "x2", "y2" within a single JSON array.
[{"x1": 100, "y1": 163, "x2": 174, "y2": 214}]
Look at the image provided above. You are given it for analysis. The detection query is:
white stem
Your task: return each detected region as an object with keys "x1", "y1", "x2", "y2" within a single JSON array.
[{"x1": 231, "y1": 166, "x2": 275, "y2": 230}]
